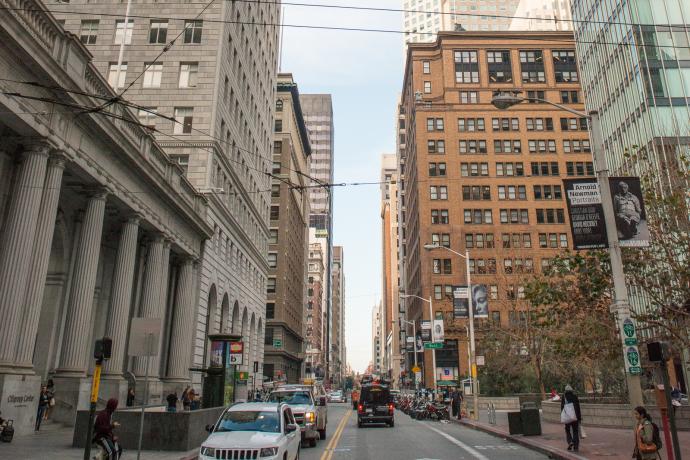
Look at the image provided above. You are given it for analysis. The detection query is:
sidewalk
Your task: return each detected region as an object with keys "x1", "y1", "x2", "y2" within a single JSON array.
[
  {"x1": 455, "y1": 410, "x2": 690, "y2": 460},
  {"x1": 0, "y1": 421, "x2": 198, "y2": 459}
]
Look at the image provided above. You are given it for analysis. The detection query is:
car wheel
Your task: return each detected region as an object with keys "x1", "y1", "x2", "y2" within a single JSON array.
[
  {"x1": 357, "y1": 420, "x2": 362, "y2": 428},
  {"x1": 319, "y1": 428, "x2": 326, "y2": 440},
  {"x1": 309, "y1": 437, "x2": 317, "y2": 448}
]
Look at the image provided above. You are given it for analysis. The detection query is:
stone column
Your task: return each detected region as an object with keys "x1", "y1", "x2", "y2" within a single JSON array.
[
  {"x1": 56, "y1": 190, "x2": 108, "y2": 376},
  {"x1": 102, "y1": 216, "x2": 140, "y2": 376},
  {"x1": 14, "y1": 153, "x2": 67, "y2": 370},
  {"x1": 0, "y1": 142, "x2": 50, "y2": 370},
  {"x1": 165, "y1": 260, "x2": 197, "y2": 381},
  {"x1": 131, "y1": 235, "x2": 168, "y2": 377}
]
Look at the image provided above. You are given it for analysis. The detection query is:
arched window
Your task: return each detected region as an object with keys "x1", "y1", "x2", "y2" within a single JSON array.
[{"x1": 276, "y1": 99, "x2": 283, "y2": 112}]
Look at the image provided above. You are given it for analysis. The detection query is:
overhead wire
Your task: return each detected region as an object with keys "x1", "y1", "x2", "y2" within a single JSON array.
[{"x1": 1, "y1": 5, "x2": 689, "y2": 50}]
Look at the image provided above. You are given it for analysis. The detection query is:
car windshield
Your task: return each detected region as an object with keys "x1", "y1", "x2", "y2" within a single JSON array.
[
  {"x1": 215, "y1": 411, "x2": 280, "y2": 433},
  {"x1": 361, "y1": 386, "x2": 390, "y2": 404},
  {"x1": 268, "y1": 391, "x2": 312, "y2": 405}
]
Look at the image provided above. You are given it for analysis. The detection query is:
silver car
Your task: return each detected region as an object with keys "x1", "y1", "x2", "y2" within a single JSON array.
[{"x1": 268, "y1": 388, "x2": 327, "y2": 447}]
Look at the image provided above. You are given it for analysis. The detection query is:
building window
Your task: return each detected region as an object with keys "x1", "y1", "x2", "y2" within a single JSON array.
[
  {"x1": 428, "y1": 162, "x2": 447, "y2": 177},
  {"x1": 430, "y1": 186, "x2": 448, "y2": 200},
  {"x1": 272, "y1": 161, "x2": 281, "y2": 173},
  {"x1": 433, "y1": 259, "x2": 452, "y2": 274},
  {"x1": 526, "y1": 118, "x2": 554, "y2": 131},
  {"x1": 269, "y1": 229, "x2": 278, "y2": 244},
  {"x1": 184, "y1": 20, "x2": 203, "y2": 44},
  {"x1": 498, "y1": 185, "x2": 526, "y2": 200},
  {"x1": 268, "y1": 253, "x2": 277, "y2": 268},
  {"x1": 431, "y1": 209, "x2": 449, "y2": 224},
  {"x1": 107, "y1": 63, "x2": 127, "y2": 89},
  {"x1": 143, "y1": 63, "x2": 163, "y2": 88},
  {"x1": 264, "y1": 327, "x2": 274, "y2": 344},
  {"x1": 454, "y1": 50, "x2": 479, "y2": 83},
  {"x1": 431, "y1": 233, "x2": 451, "y2": 248},
  {"x1": 422, "y1": 60, "x2": 430, "y2": 74},
  {"x1": 460, "y1": 91, "x2": 479, "y2": 104},
  {"x1": 266, "y1": 302, "x2": 275, "y2": 319},
  {"x1": 536, "y1": 208, "x2": 566, "y2": 224},
  {"x1": 530, "y1": 161, "x2": 560, "y2": 176},
  {"x1": 271, "y1": 184, "x2": 280, "y2": 197},
  {"x1": 563, "y1": 139, "x2": 591, "y2": 153},
  {"x1": 461, "y1": 162, "x2": 489, "y2": 177},
  {"x1": 527, "y1": 90, "x2": 546, "y2": 102},
  {"x1": 270, "y1": 206, "x2": 280, "y2": 220},
  {"x1": 114, "y1": 19, "x2": 134, "y2": 45},
  {"x1": 560, "y1": 90, "x2": 579, "y2": 103},
  {"x1": 519, "y1": 50, "x2": 545, "y2": 83},
  {"x1": 276, "y1": 100, "x2": 284, "y2": 112},
  {"x1": 149, "y1": 20, "x2": 168, "y2": 44},
  {"x1": 496, "y1": 162, "x2": 524, "y2": 177},
  {"x1": 487, "y1": 50, "x2": 512, "y2": 83},
  {"x1": 493, "y1": 139, "x2": 522, "y2": 154},
  {"x1": 553, "y1": 50, "x2": 578, "y2": 82},
  {"x1": 533, "y1": 185, "x2": 562, "y2": 200},
  {"x1": 80, "y1": 20, "x2": 99, "y2": 44},
  {"x1": 426, "y1": 117, "x2": 444, "y2": 131},
  {"x1": 179, "y1": 62, "x2": 199, "y2": 87},
  {"x1": 459, "y1": 140, "x2": 487, "y2": 154},
  {"x1": 499, "y1": 209, "x2": 529, "y2": 224},
  {"x1": 274, "y1": 119, "x2": 283, "y2": 132},
  {"x1": 267, "y1": 278, "x2": 276, "y2": 294},
  {"x1": 273, "y1": 141, "x2": 282, "y2": 153},
  {"x1": 492, "y1": 117, "x2": 519, "y2": 131},
  {"x1": 560, "y1": 117, "x2": 588, "y2": 131},
  {"x1": 528, "y1": 139, "x2": 557, "y2": 154},
  {"x1": 427, "y1": 140, "x2": 445, "y2": 154},
  {"x1": 566, "y1": 161, "x2": 594, "y2": 176},
  {"x1": 173, "y1": 107, "x2": 193, "y2": 134},
  {"x1": 458, "y1": 118, "x2": 485, "y2": 132},
  {"x1": 137, "y1": 107, "x2": 158, "y2": 129},
  {"x1": 462, "y1": 185, "x2": 491, "y2": 201},
  {"x1": 464, "y1": 209, "x2": 492, "y2": 224},
  {"x1": 424, "y1": 81, "x2": 432, "y2": 93}
]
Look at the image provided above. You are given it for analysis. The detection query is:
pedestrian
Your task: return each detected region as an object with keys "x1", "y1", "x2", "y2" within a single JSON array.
[
  {"x1": 457, "y1": 391, "x2": 464, "y2": 420},
  {"x1": 35, "y1": 385, "x2": 50, "y2": 431},
  {"x1": 182, "y1": 386, "x2": 192, "y2": 411},
  {"x1": 126, "y1": 387, "x2": 135, "y2": 407},
  {"x1": 450, "y1": 390, "x2": 459, "y2": 418},
  {"x1": 45, "y1": 379, "x2": 56, "y2": 421},
  {"x1": 94, "y1": 398, "x2": 122, "y2": 459},
  {"x1": 632, "y1": 406, "x2": 660, "y2": 460},
  {"x1": 560, "y1": 384, "x2": 582, "y2": 452},
  {"x1": 191, "y1": 390, "x2": 201, "y2": 410},
  {"x1": 166, "y1": 391, "x2": 178, "y2": 413}
]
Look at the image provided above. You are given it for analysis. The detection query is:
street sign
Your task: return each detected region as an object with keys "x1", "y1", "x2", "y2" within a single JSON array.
[
  {"x1": 229, "y1": 341, "x2": 244, "y2": 365},
  {"x1": 622, "y1": 317, "x2": 638, "y2": 346},
  {"x1": 424, "y1": 342, "x2": 443, "y2": 349},
  {"x1": 411, "y1": 366, "x2": 421, "y2": 373},
  {"x1": 476, "y1": 355, "x2": 485, "y2": 366},
  {"x1": 626, "y1": 346, "x2": 642, "y2": 374},
  {"x1": 273, "y1": 339, "x2": 282, "y2": 348},
  {"x1": 127, "y1": 318, "x2": 161, "y2": 357},
  {"x1": 618, "y1": 315, "x2": 641, "y2": 374}
]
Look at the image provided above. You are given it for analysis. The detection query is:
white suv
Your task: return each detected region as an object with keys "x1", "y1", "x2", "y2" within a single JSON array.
[{"x1": 200, "y1": 402, "x2": 300, "y2": 460}]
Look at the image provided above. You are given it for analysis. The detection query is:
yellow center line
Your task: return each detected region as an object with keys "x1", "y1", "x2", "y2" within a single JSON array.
[{"x1": 320, "y1": 409, "x2": 351, "y2": 460}]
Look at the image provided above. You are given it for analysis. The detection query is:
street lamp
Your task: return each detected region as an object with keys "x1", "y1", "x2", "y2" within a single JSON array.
[
  {"x1": 491, "y1": 91, "x2": 644, "y2": 407},
  {"x1": 399, "y1": 318, "x2": 418, "y2": 389},
  {"x1": 400, "y1": 293, "x2": 436, "y2": 390},
  {"x1": 423, "y1": 243, "x2": 479, "y2": 421}
]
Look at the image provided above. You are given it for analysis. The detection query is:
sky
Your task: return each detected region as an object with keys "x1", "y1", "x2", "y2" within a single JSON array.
[{"x1": 282, "y1": 1, "x2": 404, "y2": 373}]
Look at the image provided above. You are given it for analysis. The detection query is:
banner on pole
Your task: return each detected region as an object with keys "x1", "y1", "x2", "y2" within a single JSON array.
[
  {"x1": 453, "y1": 286, "x2": 469, "y2": 318},
  {"x1": 563, "y1": 179, "x2": 608, "y2": 249},
  {"x1": 433, "y1": 319, "x2": 444, "y2": 343},
  {"x1": 421, "y1": 320, "x2": 431, "y2": 343},
  {"x1": 609, "y1": 177, "x2": 649, "y2": 247}
]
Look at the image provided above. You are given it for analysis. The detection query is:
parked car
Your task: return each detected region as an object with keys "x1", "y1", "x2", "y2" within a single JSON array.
[
  {"x1": 268, "y1": 386, "x2": 327, "y2": 446},
  {"x1": 200, "y1": 402, "x2": 300, "y2": 460}
]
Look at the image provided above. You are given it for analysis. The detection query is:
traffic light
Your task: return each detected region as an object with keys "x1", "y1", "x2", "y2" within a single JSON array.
[{"x1": 94, "y1": 337, "x2": 113, "y2": 361}]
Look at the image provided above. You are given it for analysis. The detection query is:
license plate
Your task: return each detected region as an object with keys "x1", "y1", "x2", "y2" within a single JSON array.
[
  {"x1": 377, "y1": 406, "x2": 388, "y2": 411},
  {"x1": 366, "y1": 408, "x2": 373, "y2": 413}
]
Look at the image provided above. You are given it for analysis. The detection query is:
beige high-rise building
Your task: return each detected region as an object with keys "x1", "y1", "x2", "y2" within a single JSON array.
[
  {"x1": 264, "y1": 74, "x2": 311, "y2": 384},
  {"x1": 331, "y1": 246, "x2": 346, "y2": 385},
  {"x1": 403, "y1": 0, "x2": 521, "y2": 46},
  {"x1": 49, "y1": 0, "x2": 281, "y2": 400},
  {"x1": 305, "y1": 239, "x2": 326, "y2": 379}
]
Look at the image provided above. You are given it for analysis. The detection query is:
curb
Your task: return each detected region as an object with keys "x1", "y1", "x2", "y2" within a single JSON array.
[{"x1": 452, "y1": 418, "x2": 587, "y2": 460}]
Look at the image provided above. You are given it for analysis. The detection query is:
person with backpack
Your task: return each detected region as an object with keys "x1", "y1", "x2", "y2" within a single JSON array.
[
  {"x1": 94, "y1": 398, "x2": 122, "y2": 459},
  {"x1": 560, "y1": 384, "x2": 582, "y2": 452},
  {"x1": 633, "y1": 406, "x2": 661, "y2": 460}
]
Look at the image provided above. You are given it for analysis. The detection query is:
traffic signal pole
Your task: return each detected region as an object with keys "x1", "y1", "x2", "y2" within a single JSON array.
[{"x1": 84, "y1": 337, "x2": 111, "y2": 460}]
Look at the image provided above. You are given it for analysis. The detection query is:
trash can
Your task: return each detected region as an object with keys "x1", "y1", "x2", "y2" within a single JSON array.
[
  {"x1": 507, "y1": 411, "x2": 523, "y2": 435},
  {"x1": 520, "y1": 402, "x2": 542, "y2": 436}
]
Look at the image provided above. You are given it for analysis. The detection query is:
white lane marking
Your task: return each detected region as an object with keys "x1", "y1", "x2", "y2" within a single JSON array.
[{"x1": 423, "y1": 424, "x2": 491, "y2": 460}]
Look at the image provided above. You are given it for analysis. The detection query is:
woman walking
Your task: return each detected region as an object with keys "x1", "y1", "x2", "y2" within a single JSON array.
[
  {"x1": 560, "y1": 385, "x2": 582, "y2": 452},
  {"x1": 632, "y1": 406, "x2": 659, "y2": 460}
]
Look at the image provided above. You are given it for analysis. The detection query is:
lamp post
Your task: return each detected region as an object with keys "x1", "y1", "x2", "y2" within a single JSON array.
[
  {"x1": 399, "y1": 318, "x2": 417, "y2": 389},
  {"x1": 423, "y1": 243, "x2": 479, "y2": 420},
  {"x1": 400, "y1": 293, "x2": 436, "y2": 390},
  {"x1": 490, "y1": 91, "x2": 644, "y2": 407}
]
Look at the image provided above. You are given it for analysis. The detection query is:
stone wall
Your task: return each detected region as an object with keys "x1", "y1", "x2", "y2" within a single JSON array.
[
  {"x1": 73, "y1": 406, "x2": 226, "y2": 451},
  {"x1": 477, "y1": 396, "x2": 521, "y2": 410},
  {"x1": 542, "y1": 401, "x2": 690, "y2": 431}
]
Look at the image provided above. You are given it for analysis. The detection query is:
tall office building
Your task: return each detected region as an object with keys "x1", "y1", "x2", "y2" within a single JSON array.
[
  {"x1": 300, "y1": 94, "x2": 336, "y2": 380},
  {"x1": 50, "y1": 0, "x2": 281, "y2": 399},
  {"x1": 372, "y1": 302, "x2": 384, "y2": 375},
  {"x1": 264, "y1": 74, "x2": 311, "y2": 384},
  {"x1": 305, "y1": 239, "x2": 326, "y2": 379},
  {"x1": 381, "y1": 154, "x2": 402, "y2": 386},
  {"x1": 510, "y1": 0, "x2": 573, "y2": 31},
  {"x1": 331, "y1": 246, "x2": 346, "y2": 385},
  {"x1": 400, "y1": 31, "x2": 590, "y2": 388},
  {"x1": 571, "y1": 0, "x2": 690, "y2": 389},
  {"x1": 403, "y1": 0, "x2": 521, "y2": 46}
]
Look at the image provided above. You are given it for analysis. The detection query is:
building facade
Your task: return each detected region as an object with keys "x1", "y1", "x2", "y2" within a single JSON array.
[
  {"x1": 50, "y1": 0, "x2": 282, "y2": 398},
  {"x1": 331, "y1": 246, "x2": 346, "y2": 386},
  {"x1": 264, "y1": 74, "x2": 311, "y2": 384},
  {"x1": 300, "y1": 94, "x2": 335, "y2": 381},
  {"x1": 381, "y1": 154, "x2": 403, "y2": 387},
  {"x1": 305, "y1": 240, "x2": 326, "y2": 379},
  {"x1": 372, "y1": 302, "x2": 384, "y2": 375},
  {"x1": 571, "y1": 0, "x2": 690, "y2": 390},
  {"x1": 403, "y1": 0, "x2": 521, "y2": 46},
  {"x1": 0, "y1": 1, "x2": 211, "y2": 431},
  {"x1": 509, "y1": 0, "x2": 573, "y2": 31},
  {"x1": 400, "y1": 31, "x2": 591, "y2": 388}
]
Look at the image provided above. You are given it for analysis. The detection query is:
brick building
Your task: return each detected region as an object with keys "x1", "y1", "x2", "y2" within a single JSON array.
[{"x1": 399, "y1": 31, "x2": 593, "y2": 388}]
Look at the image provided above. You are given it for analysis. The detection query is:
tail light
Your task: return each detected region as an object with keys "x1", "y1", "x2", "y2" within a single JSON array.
[
  {"x1": 357, "y1": 404, "x2": 363, "y2": 413},
  {"x1": 388, "y1": 403, "x2": 395, "y2": 413}
]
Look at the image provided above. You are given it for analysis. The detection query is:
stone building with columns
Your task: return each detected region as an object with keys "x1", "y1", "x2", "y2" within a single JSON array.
[
  {"x1": 0, "y1": 1, "x2": 212, "y2": 432},
  {"x1": 48, "y1": 0, "x2": 282, "y2": 399}
]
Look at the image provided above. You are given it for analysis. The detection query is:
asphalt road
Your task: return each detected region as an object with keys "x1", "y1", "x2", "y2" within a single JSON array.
[{"x1": 302, "y1": 402, "x2": 549, "y2": 460}]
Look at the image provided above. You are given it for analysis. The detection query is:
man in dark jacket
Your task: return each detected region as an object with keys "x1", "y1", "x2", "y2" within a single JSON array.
[
  {"x1": 94, "y1": 398, "x2": 122, "y2": 459},
  {"x1": 561, "y1": 385, "x2": 582, "y2": 452}
]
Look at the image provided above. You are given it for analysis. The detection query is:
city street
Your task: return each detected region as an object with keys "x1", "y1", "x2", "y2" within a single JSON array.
[{"x1": 303, "y1": 403, "x2": 548, "y2": 460}]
